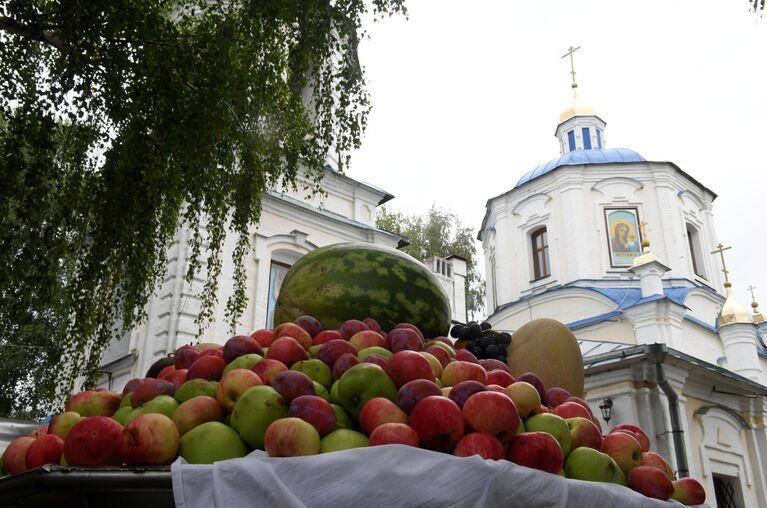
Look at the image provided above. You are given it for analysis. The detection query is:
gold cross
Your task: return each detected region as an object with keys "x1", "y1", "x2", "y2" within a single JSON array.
[
  {"x1": 639, "y1": 220, "x2": 649, "y2": 240},
  {"x1": 562, "y1": 45, "x2": 581, "y2": 90},
  {"x1": 747, "y1": 285, "x2": 757, "y2": 302},
  {"x1": 710, "y1": 243, "x2": 732, "y2": 285}
]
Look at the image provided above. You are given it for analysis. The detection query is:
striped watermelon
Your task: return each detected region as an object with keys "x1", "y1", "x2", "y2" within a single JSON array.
[{"x1": 274, "y1": 243, "x2": 451, "y2": 338}]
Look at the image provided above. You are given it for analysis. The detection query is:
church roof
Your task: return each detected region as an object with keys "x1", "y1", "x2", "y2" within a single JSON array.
[{"x1": 515, "y1": 148, "x2": 646, "y2": 188}]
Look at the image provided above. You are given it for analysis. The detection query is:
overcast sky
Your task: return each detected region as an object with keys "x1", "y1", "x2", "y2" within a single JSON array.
[{"x1": 348, "y1": 1, "x2": 767, "y2": 316}]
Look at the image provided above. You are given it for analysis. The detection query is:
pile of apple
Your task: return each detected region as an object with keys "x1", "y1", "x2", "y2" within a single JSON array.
[{"x1": 1, "y1": 317, "x2": 705, "y2": 505}]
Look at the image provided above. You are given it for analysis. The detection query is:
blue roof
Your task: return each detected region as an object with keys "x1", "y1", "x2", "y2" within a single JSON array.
[{"x1": 515, "y1": 148, "x2": 646, "y2": 188}]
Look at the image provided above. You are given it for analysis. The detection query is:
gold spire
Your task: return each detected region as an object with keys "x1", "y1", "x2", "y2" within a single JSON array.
[
  {"x1": 630, "y1": 220, "x2": 663, "y2": 268},
  {"x1": 748, "y1": 285, "x2": 766, "y2": 323},
  {"x1": 562, "y1": 45, "x2": 581, "y2": 101},
  {"x1": 558, "y1": 45, "x2": 598, "y2": 123},
  {"x1": 712, "y1": 244, "x2": 750, "y2": 326}
]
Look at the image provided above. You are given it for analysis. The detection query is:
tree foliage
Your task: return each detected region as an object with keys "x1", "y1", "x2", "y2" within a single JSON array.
[
  {"x1": 0, "y1": 0, "x2": 405, "y2": 418},
  {"x1": 376, "y1": 205, "x2": 485, "y2": 321}
]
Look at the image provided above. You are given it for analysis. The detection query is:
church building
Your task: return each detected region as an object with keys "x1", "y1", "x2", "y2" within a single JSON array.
[{"x1": 479, "y1": 57, "x2": 767, "y2": 506}]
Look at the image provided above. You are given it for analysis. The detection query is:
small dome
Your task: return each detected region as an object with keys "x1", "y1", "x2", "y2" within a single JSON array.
[
  {"x1": 515, "y1": 148, "x2": 646, "y2": 188},
  {"x1": 559, "y1": 103, "x2": 599, "y2": 123},
  {"x1": 720, "y1": 285, "x2": 751, "y2": 326}
]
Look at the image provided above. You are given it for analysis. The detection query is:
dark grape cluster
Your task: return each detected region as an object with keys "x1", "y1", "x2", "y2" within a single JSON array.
[{"x1": 450, "y1": 321, "x2": 511, "y2": 363}]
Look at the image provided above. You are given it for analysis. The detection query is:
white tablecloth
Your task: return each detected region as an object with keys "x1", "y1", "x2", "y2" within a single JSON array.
[{"x1": 171, "y1": 445, "x2": 704, "y2": 508}]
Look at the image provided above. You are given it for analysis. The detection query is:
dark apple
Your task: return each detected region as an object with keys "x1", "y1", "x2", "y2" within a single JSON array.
[
  {"x1": 448, "y1": 380, "x2": 488, "y2": 409},
  {"x1": 251, "y1": 329, "x2": 275, "y2": 348},
  {"x1": 187, "y1": 355, "x2": 226, "y2": 382},
  {"x1": 545, "y1": 387, "x2": 572, "y2": 409},
  {"x1": 387, "y1": 327, "x2": 423, "y2": 353},
  {"x1": 363, "y1": 354, "x2": 389, "y2": 369},
  {"x1": 396, "y1": 379, "x2": 442, "y2": 414},
  {"x1": 288, "y1": 395, "x2": 336, "y2": 436},
  {"x1": 312, "y1": 330, "x2": 344, "y2": 346},
  {"x1": 271, "y1": 371, "x2": 316, "y2": 404},
  {"x1": 131, "y1": 378, "x2": 175, "y2": 408},
  {"x1": 266, "y1": 337, "x2": 308, "y2": 367},
  {"x1": 294, "y1": 315, "x2": 324, "y2": 338},
  {"x1": 517, "y1": 372, "x2": 546, "y2": 405},
  {"x1": 332, "y1": 353, "x2": 360, "y2": 380},
  {"x1": 317, "y1": 339, "x2": 358, "y2": 367},
  {"x1": 455, "y1": 348, "x2": 479, "y2": 364},
  {"x1": 362, "y1": 317, "x2": 382, "y2": 334},
  {"x1": 340, "y1": 319, "x2": 369, "y2": 339},
  {"x1": 223, "y1": 335, "x2": 263, "y2": 364},
  {"x1": 174, "y1": 345, "x2": 200, "y2": 370}
]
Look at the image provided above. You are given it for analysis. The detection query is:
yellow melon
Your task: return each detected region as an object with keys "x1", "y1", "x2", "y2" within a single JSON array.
[{"x1": 506, "y1": 318, "x2": 584, "y2": 398}]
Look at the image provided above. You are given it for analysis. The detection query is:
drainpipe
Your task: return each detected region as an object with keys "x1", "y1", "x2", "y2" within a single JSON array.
[{"x1": 647, "y1": 343, "x2": 689, "y2": 478}]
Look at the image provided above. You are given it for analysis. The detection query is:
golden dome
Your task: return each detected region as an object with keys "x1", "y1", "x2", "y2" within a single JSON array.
[
  {"x1": 719, "y1": 284, "x2": 751, "y2": 326},
  {"x1": 559, "y1": 103, "x2": 599, "y2": 123}
]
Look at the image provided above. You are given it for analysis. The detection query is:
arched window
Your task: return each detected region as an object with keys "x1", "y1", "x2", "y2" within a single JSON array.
[
  {"x1": 531, "y1": 227, "x2": 550, "y2": 280},
  {"x1": 686, "y1": 223, "x2": 706, "y2": 279}
]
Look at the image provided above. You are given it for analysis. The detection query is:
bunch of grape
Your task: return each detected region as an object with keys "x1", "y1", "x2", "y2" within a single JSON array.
[{"x1": 450, "y1": 321, "x2": 512, "y2": 363}]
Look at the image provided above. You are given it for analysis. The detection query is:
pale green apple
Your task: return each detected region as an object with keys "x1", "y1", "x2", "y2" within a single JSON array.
[
  {"x1": 230, "y1": 385, "x2": 287, "y2": 449},
  {"x1": 112, "y1": 406, "x2": 132, "y2": 425},
  {"x1": 330, "y1": 381, "x2": 341, "y2": 404},
  {"x1": 331, "y1": 404, "x2": 354, "y2": 430},
  {"x1": 320, "y1": 429, "x2": 368, "y2": 453},
  {"x1": 336, "y1": 363, "x2": 398, "y2": 420},
  {"x1": 292, "y1": 359, "x2": 332, "y2": 389},
  {"x1": 223, "y1": 353, "x2": 264, "y2": 376},
  {"x1": 175, "y1": 379, "x2": 218, "y2": 403},
  {"x1": 179, "y1": 421, "x2": 248, "y2": 464},
  {"x1": 525, "y1": 413, "x2": 571, "y2": 457},
  {"x1": 314, "y1": 381, "x2": 331, "y2": 401},
  {"x1": 308, "y1": 345, "x2": 322, "y2": 358},
  {"x1": 564, "y1": 447, "x2": 627, "y2": 486},
  {"x1": 120, "y1": 393, "x2": 133, "y2": 408},
  {"x1": 357, "y1": 347, "x2": 393, "y2": 361},
  {"x1": 125, "y1": 395, "x2": 179, "y2": 423}
]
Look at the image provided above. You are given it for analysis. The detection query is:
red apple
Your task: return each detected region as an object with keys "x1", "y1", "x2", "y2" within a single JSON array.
[
  {"x1": 63, "y1": 416, "x2": 124, "y2": 466},
  {"x1": 198, "y1": 348, "x2": 224, "y2": 360},
  {"x1": 642, "y1": 451, "x2": 674, "y2": 480},
  {"x1": 2, "y1": 437, "x2": 36, "y2": 475},
  {"x1": 251, "y1": 358, "x2": 288, "y2": 385},
  {"x1": 250, "y1": 329, "x2": 275, "y2": 348},
  {"x1": 274, "y1": 322, "x2": 312, "y2": 349},
  {"x1": 166, "y1": 369, "x2": 189, "y2": 389},
  {"x1": 388, "y1": 328, "x2": 423, "y2": 353},
  {"x1": 566, "y1": 416, "x2": 603, "y2": 452},
  {"x1": 462, "y1": 391, "x2": 519, "y2": 442},
  {"x1": 453, "y1": 432, "x2": 504, "y2": 460},
  {"x1": 393, "y1": 323, "x2": 424, "y2": 341},
  {"x1": 362, "y1": 318, "x2": 382, "y2": 334},
  {"x1": 266, "y1": 337, "x2": 308, "y2": 367},
  {"x1": 455, "y1": 348, "x2": 479, "y2": 364},
  {"x1": 486, "y1": 384, "x2": 505, "y2": 392},
  {"x1": 611, "y1": 424, "x2": 651, "y2": 452},
  {"x1": 478, "y1": 359, "x2": 511, "y2": 373},
  {"x1": 122, "y1": 378, "x2": 143, "y2": 396},
  {"x1": 369, "y1": 423, "x2": 420, "y2": 447},
  {"x1": 313, "y1": 330, "x2": 344, "y2": 346},
  {"x1": 602, "y1": 431, "x2": 643, "y2": 475},
  {"x1": 340, "y1": 319, "x2": 369, "y2": 340},
  {"x1": 507, "y1": 431, "x2": 564, "y2": 474},
  {"x1": 545, "y1": 387, "x2": 572, "y2": 409},
  {"x1": 385, "y1": 350, "x2": 435, "y2": 387},
  {"x1": 441, "y1": 361, "x2": 487, "y2": 386},
  {"x1": 187, "y1": 355, "x2": 226, "y2": 382},
  {"x1": 65, "y1": 389, "x2": 122, "y2": 417},
  {"x1": 223, "y1": 335, "x2": 264, "y2": 364},
  {"x1": 288, "y1": 395, "x2": 336, "y2": 436},
  {"x1": 130, "y1": 378, "x2": 176, "y2": 408},
  {"x1": 25, "y1": 434, "x2": 64, "y2": 469},
  {"x1": 174, "y1": 345, "x2": 201, "y2": 369},
  {"x1": 563, "y1": 396, "x2": 594, "y2": 418},
  {"x1": 486, "y1": 370, "x2": 514, "y2": 388},
  {"x1": 27, "y1": 424, "x2": 48, "y2": 438},
  {"x1": 349, "y1": 330, "x2": 387, "y2": 351},
  {"x1": 517, "y1": 372, "x2": 546, "y2": 404},
  {"x1": 359, "y1": 397, "x2": 408, "y2": 434},
  {"x1": 363, "y1": 354, "x2": 388, "y2": 369},
  {"x1": 396, "y1": 379, "x2": 442, "y2": 414},
  {"x1": 628, "y1": 465, "x2": 674, "y2": 500},
  {"x1": 426, "y1": 345, "x2": 451, "y2": 368},
  {"x1": 448, "y1": 380, "x2": 488, "y2": 409},
  {"x1": 271, "y1": 370, "x2": 315, "y2": 404},
  {"x1": 409, "y1": 396, "x2": 464, "y2": 451},
  {"x1": 216, "y1": 368, "x2": 263, "y2": 411},
  {"x1": 332, "y1": 353, "x2": 361, "y2": 379},
  {"x1": 48, "y1": 411, "x2": 84, "y2": 440},
  {"x1": 554, "y1": 401, "x2": 592, "y2": 420},
  {"x1": 157, "y1": 365, "x2": 176, "y2": 380},
  {"x1": 120, "y1": 413, "x2": 179, "y2": 465},
  {"x1": 294, "y1": 315, "x2": 324, "y2": 338},
  {"x1": 317, "y1": 339, "x2": 358, "y2": 367},
  {"x1": 172, "y1": 395, "x2": 225, "y2": 436},
  {"x1": 671, "y1": 478, "x2": 706, "y2": 505},
  {"x1": 264, "y1": 417, "x2": 321, "y2": 457}
]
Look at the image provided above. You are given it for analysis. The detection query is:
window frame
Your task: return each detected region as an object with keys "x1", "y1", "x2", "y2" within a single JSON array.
[
  {"x1": 531, "y1": 227, "x2": 551, "y2": 281},
  {"x1": 582, "y1": 127, "x2": 592, "y2": 149}
]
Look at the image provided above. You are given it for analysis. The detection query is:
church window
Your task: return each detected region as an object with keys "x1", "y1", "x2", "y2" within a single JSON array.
[
  {"x1": 266, "y1": 260, "x2": 291, "y2": 327},
  {"x1": 686, "y1": 223, "x2": 706, "y2": 279},
  {"x1": 531, "y1": 227, "x2": 550, "y2": 280},
  {"x1": 567, "y1": 130, "x2": 576, "y2": 151},
  {"x1": 596, "y1": 128, "x2": 603, "y2": 148},
  {"x1": 582, "y1": 127, "x2": 592, "y2": 149}
]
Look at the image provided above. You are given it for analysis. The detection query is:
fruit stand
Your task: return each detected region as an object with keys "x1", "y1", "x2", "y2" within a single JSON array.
[{"x1": 0, "y1": 244, "x2": 709, "y2": 506}]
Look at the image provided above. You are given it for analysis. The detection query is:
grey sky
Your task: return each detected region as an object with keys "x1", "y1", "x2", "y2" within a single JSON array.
[{"x1": 349, "y1": 1, "x2": 767, "y2": 316}]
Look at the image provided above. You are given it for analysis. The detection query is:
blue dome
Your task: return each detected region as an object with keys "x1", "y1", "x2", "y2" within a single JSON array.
[{"x1": 515, "y1": 148, "x2": 646, "y2": 188}]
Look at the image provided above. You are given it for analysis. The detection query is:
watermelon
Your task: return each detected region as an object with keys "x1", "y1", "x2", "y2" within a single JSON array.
[{"x1": 274, "y1": 243, "x2": 451, "y2": 338}]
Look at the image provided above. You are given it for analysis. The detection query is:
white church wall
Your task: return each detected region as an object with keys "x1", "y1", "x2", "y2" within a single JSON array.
[
  {"x1": 573, "y1": 320, "x2": 636, "y2": 344},
  {"x1": 678, "y1": 320, "x2": 724, "y2": 365},
  {"x1": 684, "y1": 290, "x2": 722, "y2": 329}
]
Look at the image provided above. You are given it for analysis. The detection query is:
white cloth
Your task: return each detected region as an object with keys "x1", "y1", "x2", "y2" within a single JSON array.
[{"x1": 171, "y1": 445, "x2": 704, "y2": 508}]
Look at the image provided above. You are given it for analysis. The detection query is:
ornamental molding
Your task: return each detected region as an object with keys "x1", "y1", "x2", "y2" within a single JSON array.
[
  {"x1": 590, "y1": 176, "x2": 644, "y2": 195},
  {"x1": 511, "y1": 192, "x2": 552, "y2": 217}
]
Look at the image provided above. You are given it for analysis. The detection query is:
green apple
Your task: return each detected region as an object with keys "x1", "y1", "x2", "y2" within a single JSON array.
[
  {"x1": 424, "y1": 340, "x2": 456, "y2": 356},
  {"x1": 516, "y1": 418, "x2": 526, "y2": 436},
  {"x1": 231, "y1": 385, "x2": 287, "y2": 449},
  {"x1": 336, "y1": 363, "x2": 398, "y2": 420},
  {"x1": 308, "y1": 345, "x2": 322, "y2": 358},
  {"x1": 314, "y1": 381, "x2": 331, "y2": 401},
  {"x1": 564, "y1": 447, "x2": 627, "y2": 486},
  {"x1": 331, "y1": 404, "x2": 354, "y2": 430},
  {"x1": 223, "y1": 353, "x2": 264, "y2": 376},
  {"x1": 435, "y1": 379, "x2": 445, "y2": 388},
  {"x1": 125, "y1": 395, "x2": 179, "y2": 423},
  {"x1": 175, "y1": 379, "x2": 218, "y2": 403},
  {"x1": 112, "y1": 406, "x2": 132, "y2": 425},
  {"x1": 179, "y1": 421, "x2": 248, "y2": 464},
  {"x1": 292, "y1": 359, "x2": 332, "y2": 389},
  {"x1": 357, "y1": 347, "x2": 393, "y2": 361},
  {"x1": 525, "y1": 413, "x2": 571, "y2": 457},
  {"x1": 330, "y1": 381, "x2": 341, "y2": 404},
  {"x1": 320, "y1": 429, "x2": 369, "y2": 453},
  {"x1": 120, "y1": 393, "x2": 133, "y2": 408}
]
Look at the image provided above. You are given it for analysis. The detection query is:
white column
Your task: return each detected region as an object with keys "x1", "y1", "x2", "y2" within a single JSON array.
[{"x1": 718, "y1": 323, "x2": 761, "y2": 381}]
